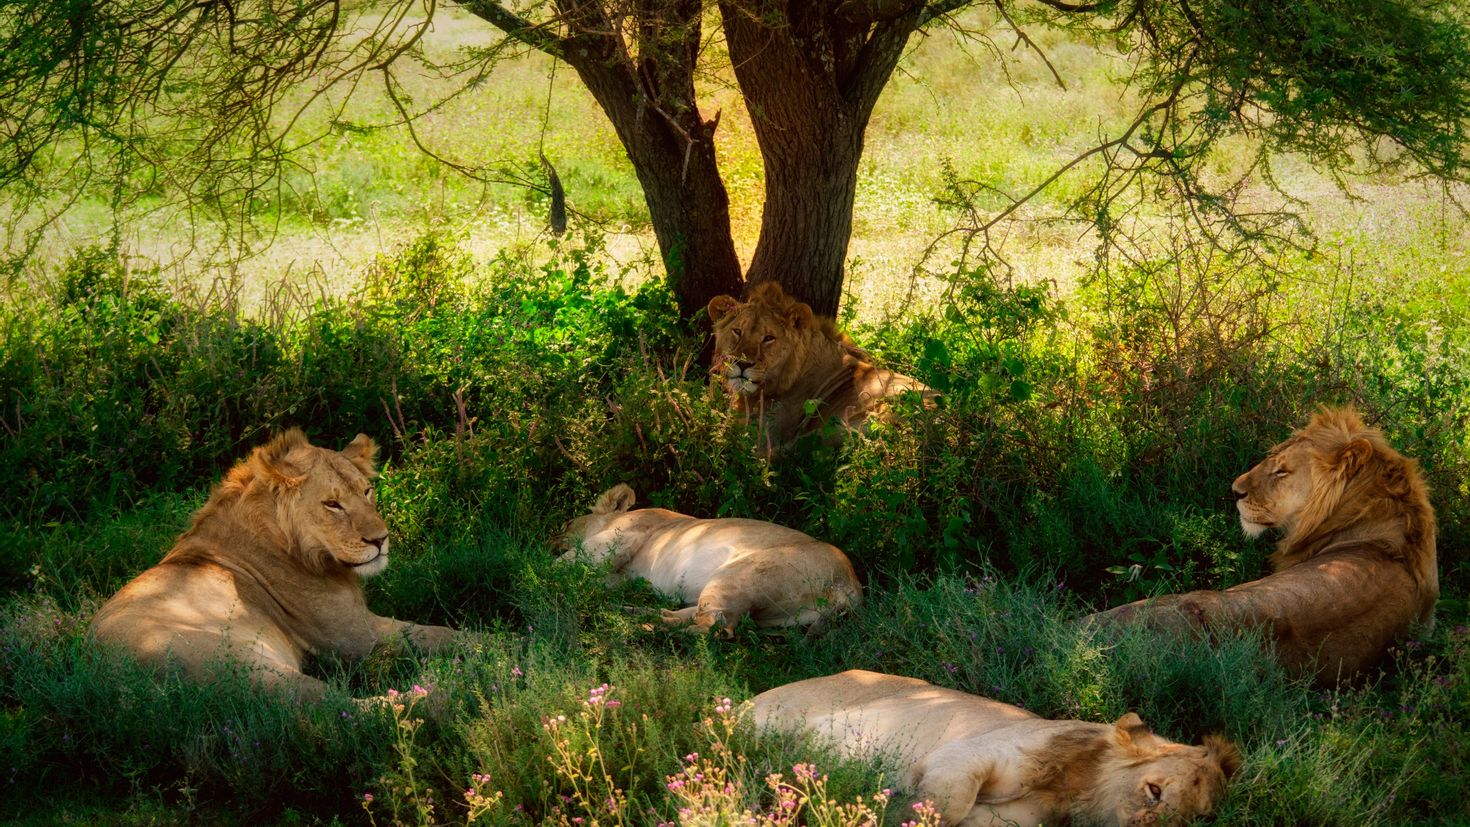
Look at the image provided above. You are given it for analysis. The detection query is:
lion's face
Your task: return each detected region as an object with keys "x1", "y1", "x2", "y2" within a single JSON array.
[
  {"x1": 1232, "y1": 438, "x2": 1317, "y2": 539},
  {"x1": 255, "y1": 432, "x2": 390, "y2": 577},
  {"x1": 1107, "y1": 746, "x2": 1235, "y2": 826},
  {"x1": 1099, "y1": 717, "x2": 1239, "y2": 826},
  {"x1": 707, "y1": 283, "x2": 816, "y2": 399},
  {"x1": 295, "y1": 442, "x2": 389, "y2": 576}
]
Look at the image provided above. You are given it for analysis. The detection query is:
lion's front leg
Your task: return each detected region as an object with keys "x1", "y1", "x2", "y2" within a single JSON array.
[
  {"x1": 372, "y1": 616, "x2": 460, "y2": 655},
  {"x1": 1087, "y1": 590, "x2": 1224, "y2": 637}
]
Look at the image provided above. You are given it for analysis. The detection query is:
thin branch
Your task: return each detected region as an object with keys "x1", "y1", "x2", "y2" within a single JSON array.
[{"x1": 994, "y1": 0, "x2": 1065, "y2": 91}]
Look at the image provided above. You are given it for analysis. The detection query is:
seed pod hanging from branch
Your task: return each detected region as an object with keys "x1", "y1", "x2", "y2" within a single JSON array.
[{"x1": 540, "y1": 152, "x2": 566, "y2": 236}]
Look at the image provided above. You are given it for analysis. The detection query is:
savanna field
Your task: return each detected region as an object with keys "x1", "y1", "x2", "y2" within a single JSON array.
[{"x1": 3, "y1": 6, "x2": 1470, "y2": 825}]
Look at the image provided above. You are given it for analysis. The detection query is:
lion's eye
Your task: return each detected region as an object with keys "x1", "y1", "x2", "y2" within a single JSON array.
[
  {"x1": 763, "y1": 334, "x2": 776, "y2": 344},
  {"x1": 324, "y1": 500, "x2": 344, "y2": 511},
  {"x1": 364, "y1": 487, "x2": 373, "y2": 497},
  {"x1": 732, "y1": 328, "x2": 742, "y2": 338},
  {"x1": 1147, "y1": 782, "x2": 1162, "y2": 801},
  {"x1": 1272, "y1": 468, "x2": 1290, "y2": 477}
]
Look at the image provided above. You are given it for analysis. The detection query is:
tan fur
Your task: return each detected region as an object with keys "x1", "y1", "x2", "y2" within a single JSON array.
[
  {"x1": 707, "y1": 283, "x2": 935, "y2": 455},
  {"x1": 752, "y1": 670, "x2": 1239, "y2": 827},
  {"x1": 1090, "y1": 407, "x2": 1439, "y2": 684},
  {"x1": 90, "y1": 429, "x2": 458, "y2": 701},
  {"x1": 558, "y1": 483, "x2": 861, "y2": 634}
]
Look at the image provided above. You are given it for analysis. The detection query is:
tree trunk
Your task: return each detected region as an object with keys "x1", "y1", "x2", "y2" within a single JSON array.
[
  {"x1": 552, "y1": 0, "x2": 745, "y2": 320},
  {"x1": 465, "y1": 0, "x2": 921, "y2": 320},
  {"x1": 720, "y1": 2, "x2": 922, "y2": 318}
]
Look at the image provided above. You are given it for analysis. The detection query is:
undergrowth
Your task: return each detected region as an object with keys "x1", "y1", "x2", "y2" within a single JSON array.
[{"x1": 1, "y1": 230, "x2": 1467, "y2": 823}]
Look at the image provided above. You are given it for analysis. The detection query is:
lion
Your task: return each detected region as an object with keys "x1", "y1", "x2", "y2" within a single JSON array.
[
  {"x1": 707, "y1": 282, "x2": 935, "y2": 455},
  {"x1": 558, "y1": 483, "x2": 861, "y2": 634},
  {"x1": 752, "y1": 670, "x2": 1240, "y2": 827},
  {"x1": 90, "y1": 429, "x2": 458, "y2": 702},
  {"x1": 1089, "y1": 407, "x2": 1438, "y2": 684}
]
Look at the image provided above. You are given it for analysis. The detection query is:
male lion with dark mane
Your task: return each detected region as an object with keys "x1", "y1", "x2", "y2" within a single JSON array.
[
  {"x1": 1089, "y1": 407, "x2": 1438, "y2": 684},
  {"x1": 753, "y1": 670, "x2": 1239, "y2": 827},
  {"x1": 708, "y1": 282, "x2": 935, "y2": 455},
  {"x1": 91, "y1": 429, "x2": 458, "y2": 701}
]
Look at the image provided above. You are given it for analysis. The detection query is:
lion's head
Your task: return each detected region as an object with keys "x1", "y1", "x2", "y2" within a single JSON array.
[
  {"x1": 707, "y1": 282, "x2": 842, "y2": 398},
  {"x1": 211, "y1": 429, "x2": 390, "y2": 577},
  {"x1": 1086, "y1": 714, "x2": 1240, "y2": 826},
  {"x1": 1231, "y1": 407, "x2": 1437, "y2": 619},
  {"x1": 560, "y1": 483, "x2": 636, "y2": 552}
]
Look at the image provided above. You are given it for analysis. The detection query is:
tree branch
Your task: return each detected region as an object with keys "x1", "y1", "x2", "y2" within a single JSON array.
[
  {"x1": 455, "y1": 0, "x2": 565, "y2": 56},
  {"x1": 918, "y1": 0, "x2": 972, "y2": 27},
  {"x1": 1030, "y1": 0, "x2": 1107, "y2": 11},
  {"x1": 835, "y1": 0, "x2": 925, "y2": 25}
]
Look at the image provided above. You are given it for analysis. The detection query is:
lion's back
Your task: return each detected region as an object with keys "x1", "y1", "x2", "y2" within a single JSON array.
[{"x1": 91, "y1": 559, "x2": 252, "y2": 665}]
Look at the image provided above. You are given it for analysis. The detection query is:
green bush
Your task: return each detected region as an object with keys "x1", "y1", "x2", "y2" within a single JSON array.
[{"x1": 2, "y1": 230, "x2": 1469, "y2": 823}]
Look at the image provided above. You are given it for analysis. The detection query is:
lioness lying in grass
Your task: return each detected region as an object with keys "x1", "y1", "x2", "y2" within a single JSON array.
[
  {"x1": 558, "y1": 484, "x2": 861, "y2": 634},
  {"x1": 754, "y1": 670, "x2": 1240, "y2": 827}
]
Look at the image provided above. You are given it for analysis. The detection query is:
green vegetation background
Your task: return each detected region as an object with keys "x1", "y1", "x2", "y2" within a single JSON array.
[
  {"x1": 1, "y1": 228, "x2": 1467, "y2": 825},
  {"x1": 3, "y1": 8, "x2": 1470, "y2": 824}
]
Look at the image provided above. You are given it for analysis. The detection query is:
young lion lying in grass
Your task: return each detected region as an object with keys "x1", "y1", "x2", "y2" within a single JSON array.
[
  {"x1": 707, "y1": 282, "x2": 935, "y2": 455},
  {"x1": 753, "y1": 670, "x2": 1239, "y2": 827},
  {"x1": 90, "y1": 430, "x2": 458, "y2": 703},
  {"x1": 558, "y1": 483, "x2": 861, "y2": 634}
]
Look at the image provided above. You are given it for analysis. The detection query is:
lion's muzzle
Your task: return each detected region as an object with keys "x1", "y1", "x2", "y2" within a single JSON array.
[{"x1": 722, "y1": 358, "x2": 761, "y2": 395}]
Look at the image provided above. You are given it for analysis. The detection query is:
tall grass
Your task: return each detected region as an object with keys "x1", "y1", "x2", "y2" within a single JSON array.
[{"x1": 1, "y1": 231, "x2": 1467, "y2": 823}]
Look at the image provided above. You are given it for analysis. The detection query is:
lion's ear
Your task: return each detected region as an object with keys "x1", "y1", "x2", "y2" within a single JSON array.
[
  {"x1": 341, "y1": 433, "x2": 380, "y2": 476},
  {"x1": 1203, "y1": 734, "x2": 1242, "y2": 779},
  {"x1": 1336, "y1": 437, "x2": 1373, "y2": 476},
  {"x1": 252, "y1": 428, "x2": 311, "y2": 490},
  {"x1": 593, "y1": 483, "x2": 636, "y2": 514},
  {"x1": 786, "y1": 301, "x2": 814, "y2": 331},
  {"x1": 1112, "y1": 712, "x2": 1159, "y2": 749},
  {"x1": 707, "y1": 294, "x2": 740, "y2": 323}
]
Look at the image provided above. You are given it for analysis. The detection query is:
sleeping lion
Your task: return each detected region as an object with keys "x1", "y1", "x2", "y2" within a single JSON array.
[
  {"x1": 90, "y1": 429, "x2": 458, "y2": 702},
  {"x1": 558, "y1": 483, "x2": 862, "y2": 634},
  {"x1": 1089, "y1": 407, "x2": 1438, "y2": 684},
  {"x1": 707, "y1": 282, "x2": 935, "y2": 455},
  {"x1": 753, "y1": 670, "x2": 1239, "y2": 827}
]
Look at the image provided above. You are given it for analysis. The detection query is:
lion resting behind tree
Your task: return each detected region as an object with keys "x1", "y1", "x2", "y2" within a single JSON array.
[
  {"x1": 1089, "y1": 407, "x2": 1438, "y2": 684},
  {"x1": 753, "y1": 670, "x2": 1239, "y2": 827},
  {"x1": 707, "y1": 282, "x2": 935, "y2": 455},
  {"x1": 90, "y1": 429, "x2": 458, "y2": 701}
]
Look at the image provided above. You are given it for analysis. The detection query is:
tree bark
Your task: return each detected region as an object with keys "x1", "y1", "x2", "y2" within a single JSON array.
[
  {"x1": 720, "y1": 1, "x2": 922, "y2": 317},
  {"x1": 557, "y1": 0, "x2": 747, "y2": 319},
  {"x1": 465, "y1": 0, "x2": 745, "y2": 319}
]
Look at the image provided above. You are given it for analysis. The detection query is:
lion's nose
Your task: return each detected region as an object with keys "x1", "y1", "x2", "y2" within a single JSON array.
[
  {"x1": 364, "y1": 535, "x2": 387, "y2": 550},
  {"x1": 1231, "y1": 488, "x2": 1247, "y2": 501},
  {"x1": 735, "y1": 358, "x2": 754, "y2": 371}
]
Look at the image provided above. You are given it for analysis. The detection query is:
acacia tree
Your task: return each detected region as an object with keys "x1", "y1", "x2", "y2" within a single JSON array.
[{"x1": 3, "y1": 0, "x2": 1469, "y2": 318}]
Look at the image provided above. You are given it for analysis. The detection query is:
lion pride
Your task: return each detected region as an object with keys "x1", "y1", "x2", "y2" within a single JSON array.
[
  {"x1": 558, "y1": 483, "x2": 861, "y2": 634},
  {"x1": 90, "y1": 429, "x2": 457, "y2": 701},
  {"x1": 707, "y1": 282, "x2": 935, "y2": 455},
  {"x1": 1090, "y1": 407, "x2": 1438, "y2": 684},
  {"x1": 753, "y1": 670, "x2": 1239, "y2": 826}
]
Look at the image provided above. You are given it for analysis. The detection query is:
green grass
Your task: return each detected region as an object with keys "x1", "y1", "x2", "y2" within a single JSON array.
[{"x1": 1, "y1": 227, "x2": 1468, "y2": 823}]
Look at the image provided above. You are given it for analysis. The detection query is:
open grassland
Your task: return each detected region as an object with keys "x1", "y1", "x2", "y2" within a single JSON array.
[
  {"x1": 4, "y1": 8, "x2": 1470, "y2": 826},
  {"x1": 14, "y1": 6, "x2": 1469, "y2": 319}
]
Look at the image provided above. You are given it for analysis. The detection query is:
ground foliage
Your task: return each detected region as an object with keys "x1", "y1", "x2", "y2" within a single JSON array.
[{"x1": 0, "y1": 232, "x2": 1467, "y2": 824}]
